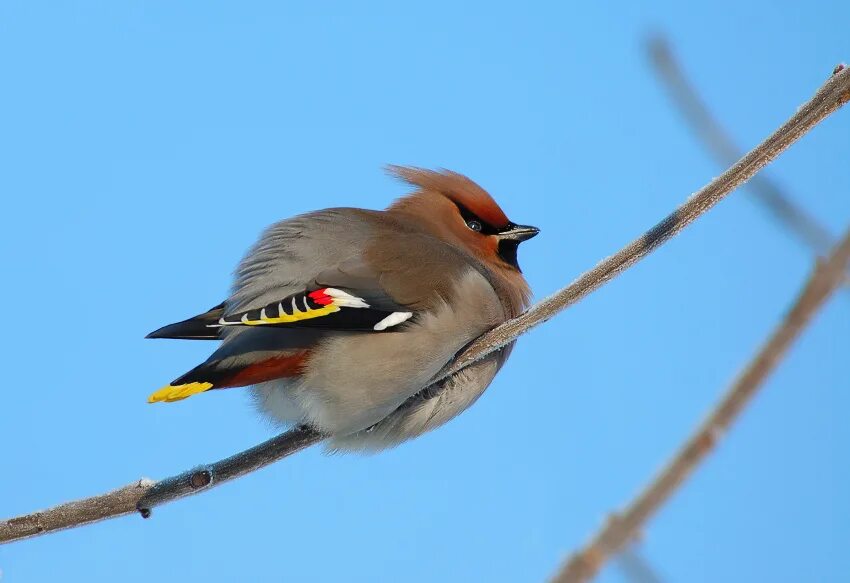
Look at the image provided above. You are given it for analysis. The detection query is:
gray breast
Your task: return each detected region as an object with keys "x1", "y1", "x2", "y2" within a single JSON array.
[{"x1": 328, "y1": 345, "x2": 512, "y2": 452}]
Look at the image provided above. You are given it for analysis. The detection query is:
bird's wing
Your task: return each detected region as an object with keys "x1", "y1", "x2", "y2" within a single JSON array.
[
  {"x1": 226, "y1": 209, "x2": 430, "y2": 331},
  {"x1": 146, "y1": 303, "x2": 225, "y2": 340},
  {"x1": 146, "y1": 209, "x2": 412, "y2": 339},
  {"x1": 147, "y1": 208, "x2": 480, "y2": 340},
  {"x1": 211, "y1": 285, "x2": 414, "y2": 332}
]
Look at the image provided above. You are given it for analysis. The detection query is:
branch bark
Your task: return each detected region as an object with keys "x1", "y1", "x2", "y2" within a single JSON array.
[
  {"x1": 2, "y1": 65, "x2": 848, "y2": 546},
  {"x1": 443, "y1": 63, "x2": 849, "y2": 378},
  {"x1": 0, "y1": 427, "x2": 323, "y2": 543},
  {"x1": 648, "y1": 35, "x2": 839, "y2": 257},
  {"x1": 550, "y1": 227, "x2": 850, "y2": 583}
]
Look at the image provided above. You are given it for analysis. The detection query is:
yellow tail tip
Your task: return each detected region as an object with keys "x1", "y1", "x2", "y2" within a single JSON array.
[{"x1": 148, "y1": 382, "x2": 214, "y2": 403}]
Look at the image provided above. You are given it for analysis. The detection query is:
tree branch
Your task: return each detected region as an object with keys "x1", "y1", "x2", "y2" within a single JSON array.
[
  {"x1": 2, "y1": 65, "x2": 848, "y2": 546},
  {"x1": 0, "y1": 427, "x2": 324, "y2": 543},
  {"x1": 648, "y1": 34, "x2": 840, "y2": 258},
  {"x1": 549, "y1": 226, "x2": 850, "y2": 583},
  {"x1": 442, "y1": 64, "x2": 849, "y2": 378}
]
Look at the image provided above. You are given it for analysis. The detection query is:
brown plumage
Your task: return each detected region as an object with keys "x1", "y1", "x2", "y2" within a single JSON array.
[
  {"x1": 386, "y1": 166, "x2": 533, "y2": 315},
  {"x1": 147, "y1": 166, "x2": 539, "y2": 451}
]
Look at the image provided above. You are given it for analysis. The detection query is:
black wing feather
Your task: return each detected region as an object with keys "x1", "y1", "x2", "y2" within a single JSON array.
[
  {"x1": 213, "y1": 288, "x2": 411, "y2": 332},
  {"x1": 146, "y1": 303, "x2": 225, "y2": 340}
]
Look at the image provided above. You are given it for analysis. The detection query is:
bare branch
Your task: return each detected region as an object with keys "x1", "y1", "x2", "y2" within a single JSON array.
[
  {"x1": 648, "y1": 34, "x2": 837, "y2": 256},
  {"x1": 442, "y1": 63, "x2": 849, "y2": 378},
  {"x1": 0, "y1": 427, "x2": 323, "y2": 543},
  {"x1": 0, "y1": 481, "x2": 155, "y2": 543},
  {"x1": 550, "y1": 227, "x2": 850, "y2": 583},
  {"x1": 2, "y1": 65, "x2": 848, "y2": 546}
]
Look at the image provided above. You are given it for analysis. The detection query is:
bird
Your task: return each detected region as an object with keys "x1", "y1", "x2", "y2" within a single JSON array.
[{"x1": 146, "y1": 166, "x2": 539, "y2": 451}]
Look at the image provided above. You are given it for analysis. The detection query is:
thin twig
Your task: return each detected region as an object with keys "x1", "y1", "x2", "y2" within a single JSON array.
[
  {"x1": 648, "y1": 34, "x2": 838, "y2": 256},
  {"x1": 550, "y1": 227, "x2": 850, "y2": 583},
  {"x1": 2, "y1": 66, "x2": 848, "y2": 546}
]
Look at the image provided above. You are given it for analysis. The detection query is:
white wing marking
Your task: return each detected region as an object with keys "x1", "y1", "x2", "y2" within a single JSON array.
[
  {"x1": 373, "y1": 311, "x2": 413, "y2": 331},
  {"x1": 323, "y1": 287, "x2": 370, "y2": 309}
]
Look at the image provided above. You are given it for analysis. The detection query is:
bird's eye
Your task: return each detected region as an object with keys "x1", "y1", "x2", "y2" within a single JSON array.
[{"x1": 466, "y1": 219, "x2": 483, "y2": 232}]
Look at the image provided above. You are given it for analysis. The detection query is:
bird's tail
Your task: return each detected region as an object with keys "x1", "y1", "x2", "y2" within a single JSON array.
[
  {"x1": 148, "y1": 350, "x2": 309, "y2": 404},
  {"x1": 148, "y1": 382, "x2": 214, "y2": 403}
]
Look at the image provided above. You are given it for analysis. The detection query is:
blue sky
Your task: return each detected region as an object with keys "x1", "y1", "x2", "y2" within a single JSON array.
[{"x1": 1, "y1": 2, "x2": 847, "y2": 582}]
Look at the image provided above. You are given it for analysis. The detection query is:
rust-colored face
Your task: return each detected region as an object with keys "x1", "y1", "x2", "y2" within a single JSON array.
[{"x1": 387, "y1": 166, "x2": 539, "y2": 272}]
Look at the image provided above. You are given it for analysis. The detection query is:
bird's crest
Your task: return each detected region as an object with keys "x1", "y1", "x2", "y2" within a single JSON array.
[{"x1": 387, "y1": 165, "x2": 510, "y2": 229}]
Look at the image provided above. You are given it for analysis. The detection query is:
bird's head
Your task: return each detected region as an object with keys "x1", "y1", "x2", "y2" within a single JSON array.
[{"x1": 386, "y1": 166, "x2": 539, "y2": 277}]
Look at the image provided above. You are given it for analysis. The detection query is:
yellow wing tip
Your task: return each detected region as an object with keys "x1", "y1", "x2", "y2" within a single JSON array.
[{"x1": 148, "y1": 382, "x2": 214, "y2": 404}]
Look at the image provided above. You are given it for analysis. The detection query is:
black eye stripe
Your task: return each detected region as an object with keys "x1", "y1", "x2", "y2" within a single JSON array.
[{"x1": 452, "y1": 202, "x2": 499, "y2": 235}]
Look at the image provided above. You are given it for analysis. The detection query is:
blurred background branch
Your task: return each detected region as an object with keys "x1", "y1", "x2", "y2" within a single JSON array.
[
  {"x1": 600, "y1": 37, "x2": 849, "y2": 583},
  {"x1": 550, "y1": 227, "x2": 850, "y2": 583},
  {"x1": 616, "y1": 546, "x2": 666, "y2": 583}
]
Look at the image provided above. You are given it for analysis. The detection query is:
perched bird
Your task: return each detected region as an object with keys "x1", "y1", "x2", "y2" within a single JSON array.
[{"x1": 147, "y1": 166, "x2": 538, "y2": 450}]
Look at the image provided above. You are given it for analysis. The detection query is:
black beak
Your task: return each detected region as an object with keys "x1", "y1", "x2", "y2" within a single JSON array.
[{"x1": 498, "y1": 223, "x2": 540, "y2": 243}]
